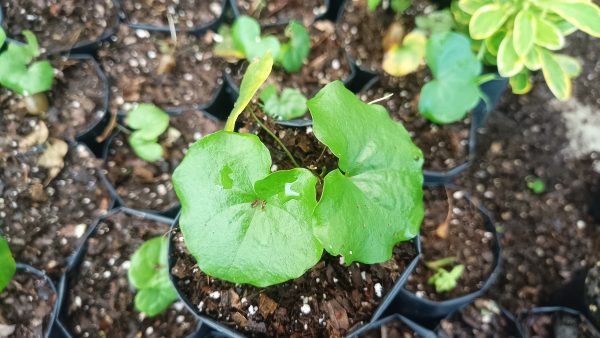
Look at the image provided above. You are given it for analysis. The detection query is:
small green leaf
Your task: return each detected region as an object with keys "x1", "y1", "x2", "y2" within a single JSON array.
[
  {"x1": 510, "y1": 70, "x2": 532, "y2": 95},
  {"x1": 126, "y1": 104, "x2": 170, "y2": 162},
  {"x1": 458, "y1": 0, "x2": 493, "y2": 15},
  {"x1": 0, "y1": 235, "x2": 16, "y2": 293},
  {"x1": 555, "y1": 54, "x2": 582, "y2": 77},
  {"x1": 308, "y1": 81, "x2": 424, "y2": 265},
  {"x1": 261, "y1": 87, "x2": 308, "y2": 120},
  {"x1": 173, "y1": 132, "x2": 322, "y2": 287},
  {"x1": 469, "y1": 4, "x2": 512, "y2": 40},
  {"x1": 232, "y1": 16, "x2": 281, "y2": 61},
  {"x1": 368, "y1": 0, "x2": 382, "y2": 11},
  {"x1": 527, "y1": 178, "x2": 546, "y2": 194},
  {"x1": 128, "y1": 237, "x2": 171, "y2": 290},
  {"x1": 259, "y1": 83, "x2": 278, "y2": 103},
  {"x1": 428, "y1": 264, "x2": 464, "y2": 293},
  {"x1": 382, "y1": 31, "x2": 427, "y2": 77},
  {"x1": 534, "y1": 17, "x2": 565, "y2": 50},
  {"x1": 539, "y1": 48, "x2": 571, "y2": 101},
  {"x1": 277, "y1": 21, "x2": 310, "y2": 73},
  {"x1": 498, "y1": 34, "x2": 525, "y2": 77},
  {"x1": 22, "y1": 31, "x2": 41, "y2": 59},
  {"x1": 225, "y1": 53, "x2": 273, "y2": 132},
  {"x1": 513, "y1": 10, "x2": 536, "y2": 57},
  {"x1": 134, "y1": 287, "x2": 179, "y2": 317},
  {"x1": 391, "y1": 0, "x2": 411, "y2": 13},
  {"x1": 548, "y1": 0, "x2": 600, "y2": 38}
]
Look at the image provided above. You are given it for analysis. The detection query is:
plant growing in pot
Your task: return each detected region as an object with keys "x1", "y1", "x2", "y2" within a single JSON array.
[
  {"x1": 454, "y1": 0, "x2": 600, "y2": 100},
  {"x1": 215, "y1": 15, "x2": 354, "y2": 109},
  {"x1": 103, "y1": 104, "x2": 223, "y2": 214},
  {"x1": 169, "y1": 53, "x2": 425, "y2": 336}
]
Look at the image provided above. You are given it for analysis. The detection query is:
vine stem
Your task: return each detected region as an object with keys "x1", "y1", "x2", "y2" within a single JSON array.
[{"x1": 248, "y1": 107, "x2": 301, "y2": 168}]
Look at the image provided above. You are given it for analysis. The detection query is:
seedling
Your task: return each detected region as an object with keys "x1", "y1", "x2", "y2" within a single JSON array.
[
  {"x1": 172, "y1": 53, "x2": 424, "y2": 287},
  {"x1": 368, "y1": 0, "x2": 411, "y2": 14},
  {"x1": 128, "y1": 237, "x2": 178, "y2": 316},
  {"x1": 527, "y1": 178, "x2": 546, "y2": 195},
  {"x1": 0, "y1": 28, "x2": 55, "y2": 115},
  {"x1": 259, "y1": 84, "x2": 307, "y2": 120},
  {"x1": 214, "y1": 16, "x2": 310, "y2": 73},
  {"x1": 0, "y1": 235, "x2": 16, "y2": 293},
  {"x1": 426, "y1": 257, "x2": 465, "y2": 293},
  {"x1": 124, "y1": 104, "x2": 170, "y2": 162},
  {"x1": 456, "y1": 0, "x2": 599, "y2": 100}
]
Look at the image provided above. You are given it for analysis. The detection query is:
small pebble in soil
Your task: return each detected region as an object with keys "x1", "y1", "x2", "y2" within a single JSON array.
[{"x1": 300, "y1": 303, "x2": 311, "y2": 315}]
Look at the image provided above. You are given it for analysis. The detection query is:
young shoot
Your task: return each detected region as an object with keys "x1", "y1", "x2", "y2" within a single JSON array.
[
  {"x1": 527, "y1": 178, "x2": 546, "y2": 195},
  {"x1": 214, "y1": 16, "x2": 310, "y2": 73},
  {"x1": 0, "y1": 28, "x2": 55, "y2": 115},
  {"x1": 0, "y1": 235, "x2": 16, "y2": 293},
  {"x1": 128, "y1": 237, "x2": 178, "y2": 316},
  {"x1": 259, "y1": 84, "x2": 307, "y2": 120},
  {"x1": 124, "y1": 104, "x2": 170, "y2": 162},
  {"x1": 425, "y1": 257, "x2": 465, "y2": 293}
]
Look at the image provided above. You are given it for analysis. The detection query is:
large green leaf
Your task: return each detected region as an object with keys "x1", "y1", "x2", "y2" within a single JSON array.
[
  {"x1": 539, "y1": 48, "x2": 571, "y2": 101},
  {"x1": 534, "y1": 17, "x2": 565, "y2": 50},
  {"x1": 277, "y1": 21, "x2": 310, "y2": 73},
  {"x1": 419, "y1": 32, "x2": 482, "y2": 124},
  {"x1": 498, "y1": 34, "x2": 525, "y2": 77},
  {"x1": 513, "y1": 10, "x2": 536, "y2": 57},
  {"x1": 469, "y1": 4, "x2": 512, "y2": 39},
  {"x1": 224, "y1": 53, "x2": 273, "y2": 132},
  {"x1": 308, "y1": 81, "x2": 424, "y2": 265},
  {"x1": 232, "y1": 16, "x2": 280, "y2": 61},
  {"x1": 548, "y1": 0, "x2": 600, "y2": 37},
  {"x1": 0, "y1": 235, "x2": 16, "y2": 293},
  {"x1": 173, "y1": 132, "x2": 322, "y2": 286}
]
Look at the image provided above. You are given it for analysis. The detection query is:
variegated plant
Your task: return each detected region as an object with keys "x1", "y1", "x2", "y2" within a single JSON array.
[{"x1": 454, "y1": 0, "x2": 600, "y2": 100}]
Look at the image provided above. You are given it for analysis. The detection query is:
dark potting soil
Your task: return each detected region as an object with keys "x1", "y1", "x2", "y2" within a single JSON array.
[
  {"x1": 522, "y1": 312, "x2": 599, "y2": 338},
  {"x1": 357, "y1": 319, "x2": 419, "y2": 338},
  {"x1": 454, "y1": 31, "x2": 600, "y2": 313},
  {"x1": 437, "y1": 298, "x2": 518, "y2": 338},
  {"x1": 66, "y1": 212, "x2": 197, "y2": 338},
  {"x1": 405, "y1": 187, "x2": 494, "y2": 301},
  {"x1": 338, "y1": 0, "x2": 433, "y2": 71},
  {"x1": 98, "y1": 26, "x2": 225, "y2": 112},
  {"x1": 172, "y1": 228, "x2": 417, "y2": 337},
  {"x1": 235, "y1": 0, "x2": 326, "y2": 26},
  {"x1": 586, "y1": 262, "x2": 600, "y2": 328},
  {"x1": 360, "y1": 73, "x2": 471, "y2": 173},
  {"x1": 0, "y1": 271, "x2": 56, "y2": 338},
  {"x1": 3, "y1": 0, "x2": 117, "y2": 54},
  {"x1": 104, "y1": 110, "x2": 223, "y2": 212},
  {"x1": 0, "y1": 124, "x2": 110, "y2": 278},
  {"x1": 121, "y1": 0, "x2": 223, "y2": 29},
  {"x1": 229, "y1": 21, "x2": 351, "y2": 100}
]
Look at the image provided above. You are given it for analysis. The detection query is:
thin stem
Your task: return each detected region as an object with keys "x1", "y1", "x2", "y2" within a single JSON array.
[
  {"x1": 368, "y1": 93, "x2": 394, "y2": 105},
  {"x1": 116, "y1": 124, "x2": 132, "y2": 135},
  {"x1": 248, "y1": 107, "x2": 300, "y2": 168}
]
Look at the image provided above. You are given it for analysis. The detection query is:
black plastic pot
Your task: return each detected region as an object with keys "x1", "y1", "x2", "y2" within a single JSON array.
[
  {"x1": 54, "y1": 207, "x2": 210, "y2": 338},
  {"x1": 347, "y1": 314, "x2": 436, "y2": 338},
  {"x1": 117, "y1": 0, "x2": 228, "y2": 35},
  {"x1": 378, "y1": 187, "x2": 502, "y2": 328},
  {"x1": 0, "y1": 0, "x2": 120, "y2": 56},
  {"x1": 519, "y1": 306, "x2": 600, "y2": 338},
  {"x1": 167, "y1": 214, "x2": 422, "y2": 337},
  {"x1": 230, "y1": 0, "x2": 346, "y2": 28}
]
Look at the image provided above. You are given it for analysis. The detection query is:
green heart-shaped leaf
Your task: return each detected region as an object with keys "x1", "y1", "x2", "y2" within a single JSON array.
[
  {"x1": 233, "y1": 16, "x2": 281, "y2": 61},
  {"x1": 308, "y1": 81, "x2": 424, "y2": 265},
  {"x1": 261, "y1": 85, "x2": 308, "y2": 120},
  {"x1": 0, "y1": 235, "x2": 16, "y2": 293},
  {"x1": 128, "y1": 237, "x2": 171, "y2": 290},
  {"x1": 126, "y1": 104, "x2": 170, "y2": 162},
  {"x1": 278, "y1": 21, "x2": 310, "y2": 73},
  {"x1": 173, "y1": 132, "x2": 322, "y2": 287}
]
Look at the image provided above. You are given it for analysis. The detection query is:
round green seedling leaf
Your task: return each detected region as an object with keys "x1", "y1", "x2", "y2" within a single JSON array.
[
  {"x1": 278, "y1": 21, "x2": 310, "y2": 73},
  {"x1": 262, "y1": 87, "x2": 308, "y2": 120},
  {"x1": 426, "y1": 32, "x2": 481, "y2": 80},
  {"x1": 469, "y1": 4, "x2": 512, "y2": 40},
  {"x1": 308, "y1": 81, "x2": 424, "y2": 265},
  {"x1": 125, "y1": 104, "x2": 170, "y2": 162},
  {"x1": 173, "y1": 131, "x2": 322, "y2": 287},
  {"x1": 233, "y1": 16, "x2": 281, "y2": 61},
  {"x1": 0, "y1": 235, "x2": 16, "y2": 293},
  {"x1": 134, "y1": 287, "x2": 179, "y2": 317},
  {"x1": 419, "y1": 78, "x2": 481, "y2": 124},
  {"x1": 128, "y1": 237, "x2": 171, "y2": 290}
]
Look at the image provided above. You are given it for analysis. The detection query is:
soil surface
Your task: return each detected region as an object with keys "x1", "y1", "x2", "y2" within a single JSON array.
[
  {"x1": 99, "y1": 26, "x2": 225, "y2": 112},
  {"x1": 235, "y1": 0, "x2": 326, "y2": 26},
  {"x1": 438, "y1": 298, "x2": 519, "y2": 338},
  {"x1": 172, "y1": 228, "x2": 417, "y2": 337},
  {"x1": 586, "y1": 262, "x2": 600, "y2": 328},
  {"x1": 0, "y1": 271, "x2": 56, "y2": 338},
  {"x1": 361, "y1": 73, "x2": 471, "y2": 173},
  {"x1": 338, "y1": 0, "x2": 433, "y2": 71},
  {"x1": 521, "y1": 311, "x2": 598, "y2": 338},
  {"x1": 405, "y1": 187, "x2": 494, "y2": 301},
  {"x1": 104, "y1": 110, "x2": 223, "y2": 212},
  {"x1": 358, "y1": 318, "x2": 420, "y2": 338},
  {"x1": 121, "y1": 0, "x2": 223, "y2": 29},
  {"x1": 65, "y1": 211, "x2": 197, "y2": 338},
  {"x1": 3, "y1": 0, "x2": 117, "y2": 54},
  {"x1": 229, "y1": 21, "x2": 351, "y2": 101}
]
